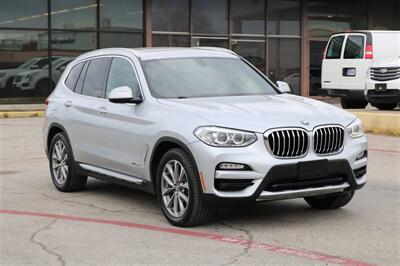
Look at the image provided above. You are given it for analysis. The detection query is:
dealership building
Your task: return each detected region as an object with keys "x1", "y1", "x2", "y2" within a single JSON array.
[{"x1": 0, "y1": 0, "x2": 399, "y2": 104}]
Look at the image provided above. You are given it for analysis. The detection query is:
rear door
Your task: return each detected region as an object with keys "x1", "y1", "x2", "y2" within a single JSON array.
[
  {"x1": 341, "y1": 33, "x2": 370, "y2": 91},
  {"x1": 321, "y1": 34, "x2": 345, "y2": 89}
]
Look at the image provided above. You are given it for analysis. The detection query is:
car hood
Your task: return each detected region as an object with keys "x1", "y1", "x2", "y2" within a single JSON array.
[
  {"x1": 17, "y1": 69, "x2": 42, "y2": 76},
  {"x1": 157, "y1": 94, "x2": 356, "y2": 133}
]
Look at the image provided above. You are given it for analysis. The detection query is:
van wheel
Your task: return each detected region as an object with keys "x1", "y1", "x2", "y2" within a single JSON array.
[
  {"x1": 340, "y1": 98, "x2": 368, "y2": 109},
  {"x1": 49, "y1": 132, "x2": 87, "y2": 192},
  {"x1": 156, "y1": 148, "x2": 213, "y2": 227},
  {"x1": 304, "y1": 191, "x2": 355, "y2": 209},
  {"x1": 374, "y1": 103, "x2": 397, "y2": 110}
]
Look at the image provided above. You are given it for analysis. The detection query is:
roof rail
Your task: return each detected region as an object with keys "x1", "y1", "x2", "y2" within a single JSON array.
[{"x1": 194, "y1": 46, "x2": 237, "y2": 55}]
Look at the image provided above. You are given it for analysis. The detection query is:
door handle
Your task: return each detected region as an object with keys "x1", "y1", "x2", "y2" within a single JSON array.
[
  {"x1": 64, "y1": 101, "x2": 72, "y2": 107},
  {"x1": 98, "y1": 106, "x2": 107, "y2": 114}
]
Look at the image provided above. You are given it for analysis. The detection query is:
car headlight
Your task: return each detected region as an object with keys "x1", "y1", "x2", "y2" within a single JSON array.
[
  {"x1": 347, "y1": 118, "x2": 364, "y2": 138},
  {"x1": 194, "y1": 126, "x2": 258, "y2": 147}
]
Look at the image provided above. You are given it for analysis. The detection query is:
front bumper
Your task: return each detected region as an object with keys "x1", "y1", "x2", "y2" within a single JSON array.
[
  {"x1": 365, "y1": 79, "x2": 400, "y2": 104},
  {"x1": 188, "y1": 133, "x2": 367, "y2": 204}
]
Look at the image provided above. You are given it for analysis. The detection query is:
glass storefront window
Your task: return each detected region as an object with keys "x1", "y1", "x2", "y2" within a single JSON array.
[
  {"x1": 51, "y1": 0, "x2": 97, "y2": 29},
  {"x1": 231, "y1": 39, "x2": 265, "y2": 73},
  {"x1": 51, "y1": 31, "x2": 96, "y2": 51},
  {"x1": 100, "y1": 33, "x2": 143, "y2": 48},
  {"x1": 152, "y1": 0, "x2": 189, "y2": 32},
  {"x1": 0, "y1": 0, "x2": 47, "y2": 29},
  {"x1": 308, "y1": 0, "x2": 368, "y2": 37},
  {"x1": 192, "y1": 0, "x2": 228, "y2": 34},
  {"x1": 191, "y1": 37, "x2": 229, "y2": 48},
  {"x1": 152, "y1": 35, "x2": 189, "y2": 47},
  {"x1": 231, "y1": 0, "x2": 265, "y2": 35},
  {"x1": 100, "y1": 0, "x2": 143, "y2": 31},
  {"x1": 0, "y1": 30, "x2": 48, "y2": 101},
  {"x1": 267, "y1": 0, "x2": 300, "y2": 36},
  {"x1": 268, "y1": 38, "x2": 301, "y2": 95}
]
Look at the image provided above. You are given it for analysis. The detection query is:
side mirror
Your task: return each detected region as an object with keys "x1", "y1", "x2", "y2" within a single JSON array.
[
  {"x1": 58, "y1": 65, "x2": 66, "y2": 72},
  {"x1": 108, "y1": 86, "x2": 142, "y2": 104},
  {"x1": 276, "y1": 81, "x2": 292, "y2": 94},
  {"x1": 31, "y1": 64, "x2": 39, "y2": 70}
]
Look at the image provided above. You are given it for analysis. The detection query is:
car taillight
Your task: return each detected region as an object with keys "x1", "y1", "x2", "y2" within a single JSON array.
[{"x1": 365, "y1": 44, "x2": 373, "y2": 59}]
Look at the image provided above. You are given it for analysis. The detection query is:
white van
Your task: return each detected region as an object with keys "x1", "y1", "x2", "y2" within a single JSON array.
[{"x1": 321, "y1": 31, "x2": 400, "y2": 110}]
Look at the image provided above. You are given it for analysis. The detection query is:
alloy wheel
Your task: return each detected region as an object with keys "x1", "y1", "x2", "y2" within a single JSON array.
[
  {"x1": 51, "y1": 140, "x2": 68, "y2": 185},
  {"x1": 161, "y1": 160, "x2": 190, "y2": 218}
]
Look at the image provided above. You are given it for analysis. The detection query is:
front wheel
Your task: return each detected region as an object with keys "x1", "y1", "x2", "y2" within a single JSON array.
[
  {"x1": 304, "y1": 191, "x2": 355, "y2": 209},
  {"x1": 156, "y1": 148, "x2": 213, "y2": 227}
]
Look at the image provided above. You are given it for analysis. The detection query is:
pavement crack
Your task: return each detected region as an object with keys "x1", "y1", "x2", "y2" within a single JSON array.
[
  {"x1": 218, "y1": 221, "x2": 253, "y2": 266},
  {"x1": 29, "y1": 218, "x2": 66, "y2": 266}
]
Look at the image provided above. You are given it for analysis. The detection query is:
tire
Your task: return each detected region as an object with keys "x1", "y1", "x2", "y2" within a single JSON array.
[
  {"x1": 36, "y1": 79, "x2": 54, "y2": 96},
  {"x1": 374, "y1": 103, "x2": 398, "y2": 110},
  {"x1": 156, "y1": 148, "x2": 213, "y2": 227},
  {"x1": 304, "y1": 191, "x2": 355, "y2": 209},
  {"x1": 340, "y1": 97, "x2": 368, "y2": 109},
  {"x1": 49, "y1": 132, "x2": 87, "y2": 192}
]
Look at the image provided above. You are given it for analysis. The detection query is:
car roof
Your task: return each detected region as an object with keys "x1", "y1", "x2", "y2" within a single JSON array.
[{"x1": 75, "y1": 47, "x2": 238, "y2": 62}]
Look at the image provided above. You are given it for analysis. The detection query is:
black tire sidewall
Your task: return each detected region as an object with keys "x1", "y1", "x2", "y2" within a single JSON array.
[
  {"x1": 156, "y1": 149, "x2": 198, "y2": 226},
  {"x1": 49, "y1": 132, "x2": 76, "y2": 191}
]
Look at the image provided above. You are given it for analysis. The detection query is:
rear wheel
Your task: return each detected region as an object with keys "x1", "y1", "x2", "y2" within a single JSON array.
[
  {"x1": 340, "y1": 97, "x2": 368, "y2": 109},
  {"x1": 156, "y1": 148, "x2": 213, "y2": 227},
  {"x1": 304, "y1": 191, "x2": 355, "y2": 209},
  {"x1": 374, "y1": 103, "x2": 398, "y2": 110},
  {"x1": 49, "y1": 132, "x2": 87, "y2": 192}
]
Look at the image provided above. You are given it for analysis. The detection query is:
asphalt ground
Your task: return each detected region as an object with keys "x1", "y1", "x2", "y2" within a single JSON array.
[{"x1": 1, "y1": 117, "x2": 399, "y2": 265}]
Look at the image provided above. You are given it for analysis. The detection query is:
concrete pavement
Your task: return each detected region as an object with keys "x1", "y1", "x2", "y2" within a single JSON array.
[{"x1": 1, "y1": 117, "x2": 399, "y2": 265}]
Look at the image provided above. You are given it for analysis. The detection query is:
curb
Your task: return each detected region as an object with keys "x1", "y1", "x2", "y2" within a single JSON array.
[
  {"x1": 351, "y1": 111, "x2": 400, "y2": 136},
  {"x1": 0, "y1": 111, "x2": 44, "y2": 119},
  {"x1": 0, "y1": 110, "x2": 398, "y2": 136}
]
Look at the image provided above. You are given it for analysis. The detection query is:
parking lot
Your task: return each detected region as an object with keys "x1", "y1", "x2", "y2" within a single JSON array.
[{"x1": 1, "y1": 117, "x2": 399, "y2": 265}]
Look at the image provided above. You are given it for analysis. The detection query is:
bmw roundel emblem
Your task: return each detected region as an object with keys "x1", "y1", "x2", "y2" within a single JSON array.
[{"x1": 301, "y1": 120, "x2": 310, "y2": 125}]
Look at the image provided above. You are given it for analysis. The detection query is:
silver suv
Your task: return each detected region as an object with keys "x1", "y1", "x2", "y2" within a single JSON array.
[{"x1": 44, "y1": 48, "x2": 368, "y2": 227}]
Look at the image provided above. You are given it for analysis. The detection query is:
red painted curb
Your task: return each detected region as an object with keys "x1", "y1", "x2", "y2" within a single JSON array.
[
  {"x1": 369, "y1": 148, "x2": 400, "y2": 154},
  {"x1": 0, "y1": 209, "x2": 375, "y2": 266}
]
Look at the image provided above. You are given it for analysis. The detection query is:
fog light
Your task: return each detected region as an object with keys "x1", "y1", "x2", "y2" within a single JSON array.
[
  {"x1": 356, "y1": 150, "x2": 368, "y2": 160},
  {"x1": 217, "y1": 163, "x2": 247, "y2": 170}
]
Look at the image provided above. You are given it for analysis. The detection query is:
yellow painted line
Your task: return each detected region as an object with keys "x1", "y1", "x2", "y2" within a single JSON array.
[
  {"x1": 0, "y1": 111, "x2": 44, "y2": 118},
  {"x1": 351, "y1": 111, "x2": 400, "y2": 137}
]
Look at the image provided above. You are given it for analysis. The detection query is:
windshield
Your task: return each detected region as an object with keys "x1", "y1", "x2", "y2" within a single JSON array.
[{"x1": 142, "y1": 57, "x2": 278, "y2": 98}]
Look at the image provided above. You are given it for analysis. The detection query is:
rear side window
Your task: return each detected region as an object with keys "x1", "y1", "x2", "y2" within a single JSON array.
[
  {"x1": 344, "y1": 35, "x2": 364, "y2": 59},
  {"x1": 106, "y1": 58, "x2": 140, "y2": 98},
  {"x1": 326, "y1": 36, "x2": 344, "y2": 59},
  {"x1": 81, "y1": 58, "x2": 111, "y2": 98},
  {"x1": 65, "y1": 62, "x2": 84, "y2": 91}
]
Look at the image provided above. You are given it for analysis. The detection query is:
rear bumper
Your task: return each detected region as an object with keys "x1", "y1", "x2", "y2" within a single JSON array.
[{"x1": 326, "y1": 89, "x2": 365, "y2": 100}]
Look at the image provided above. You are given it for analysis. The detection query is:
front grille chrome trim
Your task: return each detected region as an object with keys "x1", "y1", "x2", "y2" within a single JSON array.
[
  {"x1": 264, "y1": 127, "x2": 310, "y2": 159},
  {"x1": 312, "y1": 125, "x2": 345, "y2": 156}
]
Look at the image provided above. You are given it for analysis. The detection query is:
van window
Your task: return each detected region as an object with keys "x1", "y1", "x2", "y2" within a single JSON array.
[
  {"x1": 81, "y1": 58, "x2": 111, "y2": 98},
  {"x1": 106, "y1": 58, "x2": 140, "y2": 98},
  {"x1": 344, "y1": 35, "x2": 364, "y2": 59},
  {"x1": 65, "y1": 62, "x2": 84, "y2": 91},
  {"x1": 326, "y1": 36, "x2": 344, "y2": 59}
]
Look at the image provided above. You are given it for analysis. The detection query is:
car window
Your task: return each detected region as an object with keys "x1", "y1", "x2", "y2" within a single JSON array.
[
  {"x1": 75, "y1": 61, "x2": 89, "y2": 94},
  {"x1": 344, "y1": 35, "x2": 364, "y2": 59},
  {"x1": 106, "y1": 57, "x2": 140, "y2": 98},
  {"x1": 81, "y1": 58, "x2": 110, "y2": 98},
  {"x1": 65, "y1": 62, "x2": 84, "y2": 91},
  {"x1": 326, "y1": 36, "x2": 345, "y2": 59}
]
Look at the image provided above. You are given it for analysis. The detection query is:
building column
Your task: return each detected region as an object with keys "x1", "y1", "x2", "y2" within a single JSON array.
[
  {"x1": 145, "y1": 0, "x2": 152, "y2": 47},
  {"x1": 300, "y1": 0, "x2": 309, "y2": 97}
]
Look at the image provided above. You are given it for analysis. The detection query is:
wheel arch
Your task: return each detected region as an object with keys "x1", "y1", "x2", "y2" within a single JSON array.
[
  {"x1": 47, "y1": 123, "x2": 69, "y2": 152},
  {"x1": 149, "y1": 137, "x2": 199, "y2": 191}
]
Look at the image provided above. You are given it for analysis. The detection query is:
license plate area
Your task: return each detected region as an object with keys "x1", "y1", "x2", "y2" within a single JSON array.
[
  {"x1": 298, "y1": 160, "x2": 328, "y2": 180},
  {"x1": 375, "y1": 83, "x2": 387, "y2": 92}
]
